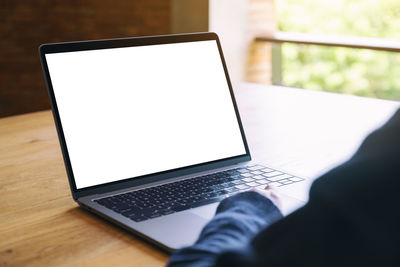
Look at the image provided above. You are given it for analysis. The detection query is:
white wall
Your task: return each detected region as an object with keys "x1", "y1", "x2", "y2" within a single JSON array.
[
  {"x1": 171, "y1": 0, "x2": 277, "y2": 85},
  {"x1": 171, "y1": 0, "x2": 250, "y2": 86},
  {"x1": 209, "y1": 0, "x2": 250, "y2": 86}
]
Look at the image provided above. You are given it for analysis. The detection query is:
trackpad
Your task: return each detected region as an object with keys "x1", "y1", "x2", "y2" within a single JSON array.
[
  {"x1": 189, "y1": 195, "x2": 305, "y2": 219},
  {"x1": 190, "y1": 202, "x2": 219, "y2": 219}
]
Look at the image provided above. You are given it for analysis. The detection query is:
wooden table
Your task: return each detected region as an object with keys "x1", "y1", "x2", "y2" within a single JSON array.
[{"x1": 1, "y1": 83, "x2": 398, "y2": 266}]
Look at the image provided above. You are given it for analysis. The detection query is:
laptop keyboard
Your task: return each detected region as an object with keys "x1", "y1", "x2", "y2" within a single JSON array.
[{"x1": 94, "y1": 165, "x2": 304, "y2": 222}]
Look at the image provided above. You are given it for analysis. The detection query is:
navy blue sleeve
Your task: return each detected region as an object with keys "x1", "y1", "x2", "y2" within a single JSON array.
[
  {"x1": 167, "y1": 108, "x2": 400, "y2": 267},
  {"x1": 167, "y1": 191, "x2": 282, "y2": 267}
]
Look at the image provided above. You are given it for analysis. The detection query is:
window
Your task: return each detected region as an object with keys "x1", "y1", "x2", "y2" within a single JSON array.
[{"x1": 261, "y1": 0, "x2": 400, "y2": 100}]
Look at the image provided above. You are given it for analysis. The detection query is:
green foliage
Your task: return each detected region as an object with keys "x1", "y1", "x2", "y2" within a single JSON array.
[{"x1": 275, "y1": 0, "x2": 400, "y2": 100}]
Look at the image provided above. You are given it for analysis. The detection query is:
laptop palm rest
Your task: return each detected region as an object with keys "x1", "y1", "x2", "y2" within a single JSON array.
[
  {"x1": 137, "y1": 211, "x2": 210, "y2": 250},
  {"x1": 189, "y1": 202, "x2": 219, "y2": 220}
]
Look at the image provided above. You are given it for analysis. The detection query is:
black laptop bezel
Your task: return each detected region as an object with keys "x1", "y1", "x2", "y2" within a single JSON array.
[{"x1": 39, "y1": 32, "x2": 251, "y2": 200}]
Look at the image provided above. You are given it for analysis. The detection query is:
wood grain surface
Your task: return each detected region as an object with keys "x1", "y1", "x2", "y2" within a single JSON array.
[
  {"x1": 0, "y1": 111, "x2": 168, "y2": 266},
  {"x1": 1, "y1": 83, "x2": 398, "y2": 266}
]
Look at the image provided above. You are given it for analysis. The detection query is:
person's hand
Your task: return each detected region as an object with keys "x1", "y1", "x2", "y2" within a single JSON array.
[{"x1": 252, "y1": 185, "x2": 282, "y2": 211}]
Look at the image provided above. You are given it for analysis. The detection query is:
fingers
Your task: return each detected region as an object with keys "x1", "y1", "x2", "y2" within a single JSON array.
[
  {"x1": 223, "y1": 184, "x2": 282, "y2": 211},
  {"x1": 264, "y1": 184, "x2": 277, "y2": 191},
  {"x1": 252, "y1": 184, "x2": 282, "y2": 210}
]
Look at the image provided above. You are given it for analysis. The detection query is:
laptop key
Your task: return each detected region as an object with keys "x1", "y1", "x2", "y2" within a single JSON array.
[
  {"x1": 139, "y1": 207, "x2": 156, "y2": 217},
  {"x1": 279, "y1": 179, "x2": 294, "y2": 185},
  {"x1": 155, "y1": 203, "x2": 172, "y2": 210},
  {"x1": 290, "y1": 177, "x2": 304, "y2": 182},
  {"x1": 246, "y1": 182, "x2": 259, "y2": 187},
  {"x1": 263, "y1": 171, "x2": 283, "y2": 177},
  {"x1": 148, "y1": 213, "x2": 162, "y2": 219},
  {"x1": 237, "y1": 169, "x2": 250, "y2": 174},
  {"x1": 235, "y1": 184, "x2": 249, "y2": 190},
  {"x1": 210, "y1": 184, "x2": 224, "y2": 190},
  {"x1": 267, "y1": 182, "x2": 281, "y2": 187},
  {"x1": 216, "y1": 190, "x2": 228, "y2": 196},
  {"x1": 274, "y1": 174, "x2": 293, "y2": 180},
  {"x1": 94, "y1": 164, "x2": 305, "y2": 221},
  {"x1": 267, "y1": 175, "x2": 287, "y2": 182},
  {"x1": 151, "y1": 199, "x2": 163, "y2": 205},
  {"x1": 225, "y1": 187, "x2": 239, "y2": 193},
  {"x1": 260, "y1": 167, "x2": 274, "y2": 173},
  {"x1": 121, "y1": 207, "x2": 142, "y2": 217},
  {"x1": 129, "y1": 215, "x2": 148, "y2": 222},
  {"x1": 178, "y1": 198, "x2": 196, "y2": 206},
  {"x1": 114, "y1": 202, "x2": 131, "y2": 211},
  {"x1": 170, "y1": 203, "x2": 188, "y2": 212},
  {"x1": 158, "y1": 209, "x2": 175, "y2": 216},
  {"x1": 256, "y1": 179, "x2": 269, "y2": 185},
  {"x1": 190, "y1": 196, "x2": 224, "y2": 209},
  {"x1": 247, "y1": 165, "x2": 264, "y2": 171},
  {"x1": 138, "y1": 202, "x2": 154, "y2": 208},
  {"x1": 192, "y1": 195, "x2": 207, "y2": 202},
  {"x1": 95, "y1": 199, "x2": 115, "y2": 209},
  {"x1": 204, "y1": 192, "x2": 217, "y2": 198}
]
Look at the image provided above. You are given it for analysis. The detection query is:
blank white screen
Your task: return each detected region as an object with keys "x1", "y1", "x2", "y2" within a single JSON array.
[{"x1": 46, "y1": 40, "x2": 246, "y2": 189}]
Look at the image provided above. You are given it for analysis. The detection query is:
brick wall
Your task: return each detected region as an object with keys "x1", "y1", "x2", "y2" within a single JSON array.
[
  {"x1": 0, "y1": 0, "x2": 171, "y2": 118},
  {"x1": 247, "y1": 0, "x2": 277, "y2": 84}
]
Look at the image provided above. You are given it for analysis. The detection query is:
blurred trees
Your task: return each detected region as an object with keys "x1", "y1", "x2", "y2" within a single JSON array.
[{"x1": 276, "y1": 0, "x2": 400, "y2": 100}]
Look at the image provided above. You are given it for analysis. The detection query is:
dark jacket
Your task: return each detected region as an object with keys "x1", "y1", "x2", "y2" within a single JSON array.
[{"x1": 168, "y1": 109, "x2": 400, "y2": 267}]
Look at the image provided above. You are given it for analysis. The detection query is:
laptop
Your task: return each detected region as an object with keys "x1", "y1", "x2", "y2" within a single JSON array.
[{"x1": 39, "y1": 32, "x2": 308, "y2": 252}]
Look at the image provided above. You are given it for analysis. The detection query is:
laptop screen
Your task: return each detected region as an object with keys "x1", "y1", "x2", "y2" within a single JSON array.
[{"x1": 45, "y1": 40, "x2": 247, "y2": 189}]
